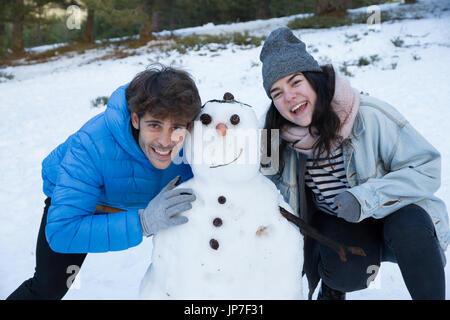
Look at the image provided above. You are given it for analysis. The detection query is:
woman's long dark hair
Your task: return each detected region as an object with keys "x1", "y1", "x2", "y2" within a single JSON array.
[{"x1": 263, "y1": 65, "x2": 341, "y2": 176}]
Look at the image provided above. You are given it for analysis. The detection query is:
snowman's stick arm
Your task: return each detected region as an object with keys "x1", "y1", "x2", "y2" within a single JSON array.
[{"x1": 279, "y1": 206, "x2": 366, "y2": 262}]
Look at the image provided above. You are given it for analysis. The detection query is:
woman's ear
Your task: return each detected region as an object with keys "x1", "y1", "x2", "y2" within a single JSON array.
[{"x1": 131, "y1": 112, "x2": 140, "y2": 130}]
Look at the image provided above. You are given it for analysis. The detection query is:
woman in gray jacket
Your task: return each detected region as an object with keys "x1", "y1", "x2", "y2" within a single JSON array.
[{"x1": 260, "y1": 27, "x2": 449, "y2": 300}]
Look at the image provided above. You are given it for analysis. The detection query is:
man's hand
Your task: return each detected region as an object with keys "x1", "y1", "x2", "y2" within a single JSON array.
[
  {"x1": 139, "y1": 176, "x2": 196, "y2": 237},
  {"x1": 334, "y1": 191, "x2": 361, "y2": 223}
]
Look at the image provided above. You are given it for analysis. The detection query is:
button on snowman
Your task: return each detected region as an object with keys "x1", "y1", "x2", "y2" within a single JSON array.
[{"x1": 140, "y1": 93, "x2": 304, "y2": 299}]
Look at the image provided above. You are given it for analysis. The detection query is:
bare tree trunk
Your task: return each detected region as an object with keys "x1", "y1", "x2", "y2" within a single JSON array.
[
  {"x1": 82, "y1": 8, "x2": 95, "y2": 43},
  {"x1": 152, "y1": 0, "x2": 167, "y2": 33},
  {"x1": 255, "y1": 0, "x2": 270, "y2": 19},
  {"x1": 36, "y1": 6, "x2": 43, "y2": 46},
  {"x1": 37, "y1": 20, "x2": 42, "y2": 45},
  {"x1": 138, "y1": 0, "x2": 166, "y2": 40},
  {"x1": 315, "y1": 0, "x2": 352, "y2": 15},
  {"x1": 12, "y1": 0, "x2": 25, "y2": 55},
  {"x1": 0, "y1": 22, "x2": 6, "y2": 56},
  {"x1": 139, "y1": 10, "x2": 152, "y2": 39},
  {"x1": 151, "y1": 10, "x2": 161, "y2": 32}
]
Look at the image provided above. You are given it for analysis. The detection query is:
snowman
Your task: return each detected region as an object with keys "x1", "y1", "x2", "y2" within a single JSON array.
[{"x1": 139, "y1": 93, "x2": 304, "y2": 299}]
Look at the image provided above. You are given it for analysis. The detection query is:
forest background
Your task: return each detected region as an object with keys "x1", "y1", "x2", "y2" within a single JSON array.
[{"x1": 0, "y1": 0, "x2": 404, "y2": 60}]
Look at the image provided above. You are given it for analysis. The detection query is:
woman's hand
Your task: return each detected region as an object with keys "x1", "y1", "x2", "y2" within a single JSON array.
[{"x1": 334, "y1": 191, "x2": 361, "y2": 223}]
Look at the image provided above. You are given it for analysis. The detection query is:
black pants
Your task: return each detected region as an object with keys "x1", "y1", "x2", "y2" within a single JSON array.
[
  {"x1": 7, "y1": 198, "x2": 87, "y2": 300},
  {"x1": 314, "y1": 204, "x2": 446, "y2": 299}
]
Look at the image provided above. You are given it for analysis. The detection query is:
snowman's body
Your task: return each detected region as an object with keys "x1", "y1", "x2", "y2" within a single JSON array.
[{"x1": 140, "y1": 97, "x2": 304, "y2": 299}]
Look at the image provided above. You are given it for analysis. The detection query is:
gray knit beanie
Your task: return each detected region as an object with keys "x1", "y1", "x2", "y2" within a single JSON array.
[{"x1": 260, "y1": 27, "x2": 322, "y2": 98}]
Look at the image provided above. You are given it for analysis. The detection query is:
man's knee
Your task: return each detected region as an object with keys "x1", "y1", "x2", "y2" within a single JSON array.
[
  {"x1": 7, "y1": 276, "x2": 70, "y2": 300},
  {"x1": 30, "y1": 273, "x2": 73, "y2": 300}
]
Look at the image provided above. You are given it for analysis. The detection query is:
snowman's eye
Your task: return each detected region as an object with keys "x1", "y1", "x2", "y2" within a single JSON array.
[
  {"x1": 200, "y1": 113, "x2": 212, "y2": 125},
  {"x1": 230, "y1": 114, "x2": 240, "y2": 125}
]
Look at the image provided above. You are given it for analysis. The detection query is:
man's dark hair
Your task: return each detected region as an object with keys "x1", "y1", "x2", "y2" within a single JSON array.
[{"x1": 126, "y1": 64, "x2": 202, "y2": 123}]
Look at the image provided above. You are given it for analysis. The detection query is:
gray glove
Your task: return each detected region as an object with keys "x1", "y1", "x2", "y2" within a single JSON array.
[
  {"x1": 333, "y1": 191, "x2": 361, "y2": 223},
  {"x1": 139, "y1": 176, "x2": 195, "y2": 237}
]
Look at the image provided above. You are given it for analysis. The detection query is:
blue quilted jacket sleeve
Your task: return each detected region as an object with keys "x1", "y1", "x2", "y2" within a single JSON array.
[{"x1": 45, "y1": 131, "x2": 143, "y2": 253}]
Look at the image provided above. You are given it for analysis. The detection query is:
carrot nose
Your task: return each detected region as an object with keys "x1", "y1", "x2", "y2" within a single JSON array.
[{"x1": 216, "y1": 123, "x2": 228, "y2": 136}]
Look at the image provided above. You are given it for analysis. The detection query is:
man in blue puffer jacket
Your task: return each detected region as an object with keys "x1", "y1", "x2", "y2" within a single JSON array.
[{"x1": 7, "y1": 65, "x2": 201, "y2": 300}]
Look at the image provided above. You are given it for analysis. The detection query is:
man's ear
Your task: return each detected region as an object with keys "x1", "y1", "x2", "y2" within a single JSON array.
[
  {"x1": 186, "y1": 121, "x2": 193, "y2": 131},
  {"x1": 131, "y1": 112, "x2": 140, "y2": 130}
]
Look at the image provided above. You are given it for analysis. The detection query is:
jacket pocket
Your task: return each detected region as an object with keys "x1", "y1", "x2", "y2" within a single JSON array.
[{"x1": 382, "y1": 200, "x2": 400, "y2": 206}]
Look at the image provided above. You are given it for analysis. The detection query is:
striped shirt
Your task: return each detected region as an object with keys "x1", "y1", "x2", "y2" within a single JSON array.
[{"x1": 305, "y1": 148, "x2": 349, "y2": 214}]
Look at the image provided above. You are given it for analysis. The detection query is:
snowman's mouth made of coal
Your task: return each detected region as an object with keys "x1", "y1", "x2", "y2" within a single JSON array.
[{"x1": 209, "y1": 148, "x2": 243, "y2": 169}]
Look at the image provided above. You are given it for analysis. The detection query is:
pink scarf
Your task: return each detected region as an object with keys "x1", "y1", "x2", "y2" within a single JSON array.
[{"x1": 280, "y1": 73, "x2": 360, "y2": 157}]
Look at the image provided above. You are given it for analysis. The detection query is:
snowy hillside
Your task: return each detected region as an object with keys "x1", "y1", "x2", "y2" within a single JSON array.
[{"x1": 1, "y1": 0, "x2": 449, "y2": 300}]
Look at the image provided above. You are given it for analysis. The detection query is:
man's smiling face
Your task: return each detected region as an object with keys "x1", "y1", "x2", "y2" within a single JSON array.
[{"x1": 131, "y1": 112, "x2": 188, "y2": 169}]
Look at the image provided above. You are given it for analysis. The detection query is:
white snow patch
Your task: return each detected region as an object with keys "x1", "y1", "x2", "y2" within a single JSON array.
[{"x1": 1, "y1": 0, "x2": 449, "y2": 300}]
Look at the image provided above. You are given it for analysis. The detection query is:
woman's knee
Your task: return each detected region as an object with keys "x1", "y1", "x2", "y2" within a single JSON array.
[
  {"x1": 314, "y1": 211, "x2": 383, "y2": 292},
  {"x1": 318, "y1": 245, "x2": 380, "y2": 292},
  {"x1": 383, "y1": 204, "x2": 436, "y2": 244}
]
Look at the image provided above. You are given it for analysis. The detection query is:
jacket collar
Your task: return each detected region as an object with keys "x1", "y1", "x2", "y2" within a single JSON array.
[{"x1": 350, "y1": 96, "x2": 365, "y2": 139}]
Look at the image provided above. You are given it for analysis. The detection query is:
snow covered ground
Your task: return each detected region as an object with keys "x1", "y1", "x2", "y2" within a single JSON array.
[{"x1": 1, "y1": 0, "x2": 450, "y2": 300}]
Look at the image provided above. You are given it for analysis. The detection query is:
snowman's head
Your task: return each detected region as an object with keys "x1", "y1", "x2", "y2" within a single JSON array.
[{"x1": 184, "y1": 93, "x2": 261, "y2": 183}]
